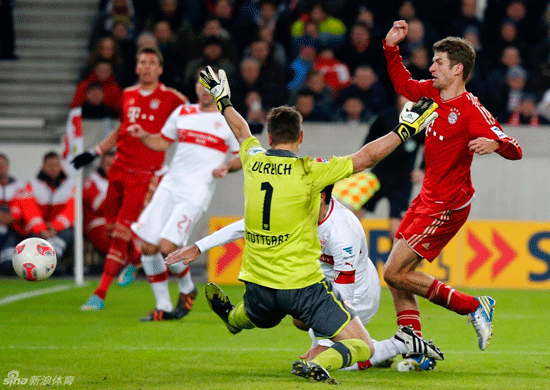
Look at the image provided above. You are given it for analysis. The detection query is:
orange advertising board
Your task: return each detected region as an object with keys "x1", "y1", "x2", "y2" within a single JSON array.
[{"x1": 208, "y1": 216, "x2": 550, "y2": 289}]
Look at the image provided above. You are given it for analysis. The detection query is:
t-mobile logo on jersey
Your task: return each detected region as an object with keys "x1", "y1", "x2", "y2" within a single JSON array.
[{"x1": 128, "y1": 106, "x2": 141, "y2": 123}]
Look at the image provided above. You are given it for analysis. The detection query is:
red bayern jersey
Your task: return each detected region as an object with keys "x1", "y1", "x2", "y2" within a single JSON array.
[
  {"x1": 383, "y1": 41, "x2": 522, "y2": 211},
  {"x1": 115, "y1": 83, "x2": 187, "y2": 173}
]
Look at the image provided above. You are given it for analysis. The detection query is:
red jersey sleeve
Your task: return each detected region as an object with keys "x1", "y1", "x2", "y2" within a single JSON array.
[
  {"x1": 467, "y1": 97, "x2": 523, "y2": 160},
  {"x1": 383, "y1": 40, "x2": 435, "y2": 102}
]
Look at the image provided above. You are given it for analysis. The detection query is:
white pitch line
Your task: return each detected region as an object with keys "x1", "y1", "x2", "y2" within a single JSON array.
[
  {"x1": 4, "y1": 345, "x2": 550, "y2": 355},
  {"x1": 0, "y1": 283, "x2": 87, "y2": 306}
]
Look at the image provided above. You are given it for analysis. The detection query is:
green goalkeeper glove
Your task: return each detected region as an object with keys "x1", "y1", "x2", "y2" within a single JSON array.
[
  {"x1": 199, "y1": 66, "x2": 233, "y2": 113},
  {"x1": 394, "y1": 97, "x2": 439, "y2": 143}
]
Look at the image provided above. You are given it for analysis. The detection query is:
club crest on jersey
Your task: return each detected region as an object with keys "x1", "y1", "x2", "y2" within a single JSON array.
[
  {"x1": 448, "y1": 108, "x2": 460, "y2": 124},
  {"x1": 315, "y1": 157, "x2": 330, "y2": 163},
  {"x1": 150, "y1": 99, "x2": 160, "y2": 110}
]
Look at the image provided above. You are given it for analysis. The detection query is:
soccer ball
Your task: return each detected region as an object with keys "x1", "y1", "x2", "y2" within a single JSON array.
[{"x1": 12, "y1": 237, "x2": 57, "y2": 281}]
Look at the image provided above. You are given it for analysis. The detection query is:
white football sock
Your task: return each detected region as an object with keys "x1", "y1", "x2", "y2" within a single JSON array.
[
  {"x1": 168, "y1": 261, "x2": 195, "y2": 294},
  {"x1": 142, "y1": 253, "x2": 172, "y2": 312},
  {"x1": 369, "y1": 337, "x2": 408, "y2": 366}
]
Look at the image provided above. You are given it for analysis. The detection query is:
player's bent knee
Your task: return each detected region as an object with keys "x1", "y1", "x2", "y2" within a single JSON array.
[{"x1": 141, "y1": 242, "x2": 159, "y2": 256}]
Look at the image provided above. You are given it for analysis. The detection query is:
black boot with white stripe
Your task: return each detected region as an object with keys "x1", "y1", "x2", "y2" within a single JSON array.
[{"x1": 393, "y1": 326, "x2": 444, "y2": 361}]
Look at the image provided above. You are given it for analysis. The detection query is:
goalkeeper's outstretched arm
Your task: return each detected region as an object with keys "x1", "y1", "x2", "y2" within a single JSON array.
[
  {"x1": 350, "y1": 97, "x2": 438, "y2": 173},
  {"x1": 199, "y1": 66, "x2": 252, "y2": 145}
]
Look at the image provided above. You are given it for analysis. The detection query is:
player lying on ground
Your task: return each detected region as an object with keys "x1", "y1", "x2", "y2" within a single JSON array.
[
  {"x1": 166, "y1": 184, "x2": 440, "y2": 371},
  {"x1": 163, "y1": 65, "x2": 440, "y2": 383}
]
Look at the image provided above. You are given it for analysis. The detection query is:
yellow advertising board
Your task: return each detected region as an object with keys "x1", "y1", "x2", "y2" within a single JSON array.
[{"x1": 208, "y1": 216, "x2": 550, "y2": 289}]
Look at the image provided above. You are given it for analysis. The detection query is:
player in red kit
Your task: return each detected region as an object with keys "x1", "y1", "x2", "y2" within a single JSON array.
[
  {"x1": 72, "y1": 47, "x2": 188, "y2": 310},
  {"x1": 381, "y1": 20, "x2": 522, "y2": 360}
]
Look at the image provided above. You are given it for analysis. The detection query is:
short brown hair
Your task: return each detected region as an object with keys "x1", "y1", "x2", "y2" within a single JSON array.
[
  {"x1": 266, "y1": 106, "x2": 302, "y2": 145},
  {"x1": 137, "y1": 47, "x2": 164, "y2": 66},
  {"x1": 433, "y1": 37, "x2": 476, "y2": 81}
]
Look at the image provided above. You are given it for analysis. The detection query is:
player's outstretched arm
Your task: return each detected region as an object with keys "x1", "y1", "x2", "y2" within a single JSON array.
[
  {"x1": 200, "y1": 66, "x2": 252, "y2": 144},
  {"x1": 350, "y1": 98, "x2": 438, "y2": 173},
  {"x1": 212, "y1": 156, "x2": 242, "y2": 178},
  {"x1": 71, "y1": 126, "x2": 120, "y2": 169},
  {"x1": 385, "y1": 20, "x2": 408, "y2": 46},
  {"x1": 127, "y1": 124, "x2": 171, "y2": 151},
  {"x1": 165, "y1": 219, "x2": 245, "y2": 265}
]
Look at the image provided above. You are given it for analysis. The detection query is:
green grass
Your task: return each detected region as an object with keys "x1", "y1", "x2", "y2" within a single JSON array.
[{"x1": 0, "y1": 278, "x2": 548, "y2": 389}]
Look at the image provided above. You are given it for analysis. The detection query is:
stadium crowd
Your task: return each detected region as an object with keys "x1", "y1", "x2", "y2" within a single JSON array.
[{"x1": 75, "y1": 0, "x2": 550, "y2": 126}]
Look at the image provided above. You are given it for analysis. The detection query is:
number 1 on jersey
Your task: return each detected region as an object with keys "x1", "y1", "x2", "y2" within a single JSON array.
[{"x1": 260, "y1": 182, "x2": 273, "y2": 230}]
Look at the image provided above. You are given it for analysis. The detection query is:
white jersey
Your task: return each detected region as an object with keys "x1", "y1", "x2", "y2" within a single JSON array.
[
  {"x1": 195, "y1": 197, "x2": 380, "y2": 324},
  {"x1": 317, "y1": 197, "x2": 380, "y2": 323},
  {"x1": 160, "y1": 103, "x2": 239, "y2": 211}
]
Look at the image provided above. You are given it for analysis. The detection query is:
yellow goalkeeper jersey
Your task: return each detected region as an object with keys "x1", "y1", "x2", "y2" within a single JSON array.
[{"x1": 238, "y1": 137, "x2": 354, "y2": 289}]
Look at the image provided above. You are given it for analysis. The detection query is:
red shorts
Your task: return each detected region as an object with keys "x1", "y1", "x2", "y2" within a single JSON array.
[
  {"x1": 100, "y1": 163, "x2": 161, "y2": 229},
  {"x1": 396, "y1": 196, "x2": 471, "y2": 261}
]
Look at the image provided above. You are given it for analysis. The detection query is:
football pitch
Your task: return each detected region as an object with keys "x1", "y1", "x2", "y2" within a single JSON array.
[{"x1": 0, "y1": 278, "x2": 548, "y2": 390}]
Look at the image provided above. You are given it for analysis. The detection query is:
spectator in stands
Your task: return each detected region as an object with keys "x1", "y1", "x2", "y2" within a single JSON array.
[
  {"x1": 504, "y1": 0, "x2": 540, "y2": 46},
  {"x1": 153, "y1": 20, "x2": 183, "y2": 89},
  {"x1": 83, "y1": 36, "x2": 126, "y2": 89},
  {"x1": 406, "y1": 47, "x2": 431, "y2": 81},
  {"x1": 89, "y1": 0, "x2": 135, "y2": 51},
  {"x1": 230, "y1": 57, "x2": 283, "y2": 129},
  {"x1": 246, "y1": 39, "x2": 287, "y2": 87},
  {"x1": 287, "y1": 36, "x2": 317, "y2": 92},
  {"x1": 237, "y1": 0, "x2": 281, "y2": 53},
  {"x1": 211, "y1": 0, "x2": 238, "y2": 44},
  {"x1": 193, "y1": 18, "x2": 239, "y2": 67},
  {"x1": 148, "y1": 0, "x2": 185, "y2": 33},
  {"x1": 11, "y1": 152, "x2": 75, "y2": 274},
  {"x1": 81, "y1": 83, "x2": 119, "y2": 120},
  {"x1": 291, "y1": 3, "x2": 346, "y2": 50},
  {"x1": 500, "y1": 65, "x2": 530, "y2": 120},
  {"x1": 294, "y1": 88, "x2": 332, "y2": 122},
  {"x1": 136, "y1": 31, "x2": 158, "y2": 51},
  {"x1": 487, "y1": 19, "x2": 529, "y2": 71},
  {"x1": 71, "y1": 60, "x2": 123, "y2": 116},
  {"x1": 183, "y1": 35, "x2": 235, "y2": 99},
  {"x1": 257, "y1": 25, "x2": 287, "y2": 70},
  {"x1": 0, "y1": 0, "x2": 16, "y2": 60},
  {"x1": 337, "y1": 65, "x2": 389, "y2": 120},
  {"x1": 336, "y1": 22, "x2": 385, "y2": 75},
  {"x1": 508, "y1": 93, "x2": 548, "y2": 126},
  {"x1": 83, "y1": 151, "x2": 115, "y2": 257},
  {"x1": 530, "y1": 25, "x2": 550, "y2": 97},
  {"x1": 448, "y1": 0, "x2": 484, "y2": 38},
  {"x1": 300, "y1": 69, "x2": 334, "y2": 121},
  {"x1": 333, "y1": 93, "x2": 369, "y2": 125},
  {"x1": 111, "y1": 16, "x2": 136, "y2": 87},
  {"x1": 314, "y1": 45, "x2": 351, "y2": 97},
  {"x1": 486, "y1": 45, "x2": 523, "y2": 116},
  {"x1": 0, "y1": 153, "x2": 24, "y2": 275},
  {"x1": 537, "y1": 86, "x2": 550, "y2": 122},
  {"x1": 401, "y1": 19, "x2": 428, "y2": 60},
  {"x1": 396, "y1": 1, "x2": 440, "y2": 48}
]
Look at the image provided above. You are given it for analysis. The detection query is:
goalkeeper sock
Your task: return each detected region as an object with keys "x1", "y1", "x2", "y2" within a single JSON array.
[
  {"x1": 311, "y1": 339, "x2": 370, "y2": 371},
  {"x1": 228, "y1": 301, "x2": 255, "y2": 330}
]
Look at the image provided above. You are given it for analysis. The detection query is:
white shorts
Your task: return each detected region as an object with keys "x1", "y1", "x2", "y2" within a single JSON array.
[
  {"x1": 131, "y1": 186, "x2": 204, "y2": 247},
  {"x1": 353, "y1": 270, "x2": 381, "y2": 326}
]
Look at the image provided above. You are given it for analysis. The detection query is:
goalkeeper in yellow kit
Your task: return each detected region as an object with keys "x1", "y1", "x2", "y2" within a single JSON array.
[{"x1": 189, "y1": 66, "x2": 441, "y2": 382}]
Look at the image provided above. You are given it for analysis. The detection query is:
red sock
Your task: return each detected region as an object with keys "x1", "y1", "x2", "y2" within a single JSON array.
[
  {"x1": 426, "y1": 279, "x2": 479, "y2": 315},
  {"x1": 397, "y1": 309, "x2": 422, "y2": 337},
  {"x1": 357, "y1": 360, "x2": 372, "y2": 370},
  {"x1": 94, "y1": 235, "x2": 130, "y2": 300}
]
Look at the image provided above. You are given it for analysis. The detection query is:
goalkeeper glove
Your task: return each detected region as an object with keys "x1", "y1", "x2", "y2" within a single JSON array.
[
  {"x1": 71, "y1": 148, "x2": 99, "y2": 169},
  {"x1": 199, "y1": 66, "x2": 233, "y2": 113},
  {"x1": 394, "y1": 97, "x2": 439, "y2": 143}
]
